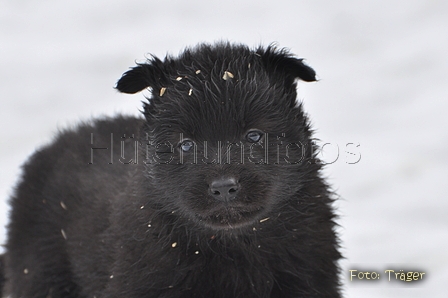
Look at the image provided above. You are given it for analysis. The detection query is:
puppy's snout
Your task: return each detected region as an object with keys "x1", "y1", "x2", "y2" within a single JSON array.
[{"x1": 209, "y1": 177, "x2": 240, "y2": 201}]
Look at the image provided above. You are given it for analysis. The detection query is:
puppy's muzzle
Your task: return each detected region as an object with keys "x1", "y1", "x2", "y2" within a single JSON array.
[{"x1": 209, "y1": 177, "x2": 240, "y2": 202}]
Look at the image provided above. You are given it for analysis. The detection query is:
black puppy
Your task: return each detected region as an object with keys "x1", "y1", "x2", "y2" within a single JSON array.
[{"x1": 4, "y1": 42, "x2": 341, "y2": 297}]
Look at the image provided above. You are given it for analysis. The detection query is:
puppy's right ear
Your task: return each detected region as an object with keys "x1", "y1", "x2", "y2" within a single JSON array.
[
  {"x1": 116, "y1": 57, "x2": 166, "y2": 94},
  {"x1": 116, "y1": 64, "x2": 154, "y2": 94}
]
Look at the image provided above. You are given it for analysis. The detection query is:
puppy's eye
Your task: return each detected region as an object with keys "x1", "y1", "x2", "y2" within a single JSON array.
[
  {"x1": 246, "y1": 131, "x2": 264, "y2": 143},
  {"x1": 180, "y1": 140, "x2": 194, "y2": 152}
]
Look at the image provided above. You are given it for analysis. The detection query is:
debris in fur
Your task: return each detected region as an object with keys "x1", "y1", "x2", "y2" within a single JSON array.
[
  {"x1": 61, "y1": 229, "x2": 67, "y2": 240},
  {"x1": 188, "y1": 88, "x2": 193, "y2": 96},
  {"x1": 24, "y1": 268, "x2": 29, "y2": 274},
  {"x1": 176, "y1": 77, "x2": 183, "y2": 81},
  {"x1": 171, "y1": 242, "x2": 177, "y2": 248},
  {"x1": 222, "y1": 71, "x2": 234, "y2": 80},
  {"x1": 60, "y1": 201, "x2": 67, "y2": 210},
  {"x1": 259, "y1": 217, "x2": 270, "y2": 223},
  {"x1": 195, "y1": 70, "x2": 201, "y2": 74},
  {"x1": 159, "y1": 87, "x2": 166, "y2": 96}
]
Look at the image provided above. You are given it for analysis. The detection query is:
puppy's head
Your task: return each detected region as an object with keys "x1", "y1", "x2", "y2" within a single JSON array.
[{"x1": 117, "y1": 43, "x2": 318, "y2": 230}]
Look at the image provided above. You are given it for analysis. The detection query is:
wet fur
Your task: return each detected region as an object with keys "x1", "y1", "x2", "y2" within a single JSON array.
[{"x1": 4, "y1": 42, "x2": 341, "y2": 297}]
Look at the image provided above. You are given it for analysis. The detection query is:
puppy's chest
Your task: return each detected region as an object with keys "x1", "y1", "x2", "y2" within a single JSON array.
[
  {"x1": 165, "y1": 245, "x2": 278, "y2": 295},
  {"x1": 159, "y1": 234, "x2": 294, "y2": 275}
]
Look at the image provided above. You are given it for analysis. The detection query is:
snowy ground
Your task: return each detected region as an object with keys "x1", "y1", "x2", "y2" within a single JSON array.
[{"x1": 1, "y1": 0, "x2": 447, "y2": 296}]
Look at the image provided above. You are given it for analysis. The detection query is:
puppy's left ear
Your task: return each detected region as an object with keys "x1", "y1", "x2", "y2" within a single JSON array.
[
  {"x1": 281, "y1": 57, "x2": 316, "y2": 82},
  {"x1": 258, "y1": 45, "x2": 317, "y2": 87},
  {"x1": 116, "y1": 57, "x2": 166, "y2": 94}
]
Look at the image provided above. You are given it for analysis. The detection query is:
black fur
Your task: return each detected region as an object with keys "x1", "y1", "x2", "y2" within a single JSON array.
[{"x1": 4, "y1": 42, "x2": 341, "y2": 297}]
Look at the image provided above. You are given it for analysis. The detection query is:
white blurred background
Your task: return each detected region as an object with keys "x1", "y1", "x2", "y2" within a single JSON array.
[{"x1": 1, "y1": 0, "x2": 447, "y2": 296}]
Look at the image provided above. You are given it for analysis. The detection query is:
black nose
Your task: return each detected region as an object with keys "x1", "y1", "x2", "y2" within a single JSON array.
[{"x1": 209, "y1": 177, "x2": 240, "y2": 202}]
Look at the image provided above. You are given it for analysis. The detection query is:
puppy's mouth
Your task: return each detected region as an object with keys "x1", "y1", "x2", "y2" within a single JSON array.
[{"x1": 196, "y1": 203, "x2": 265, "y2": 230}]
